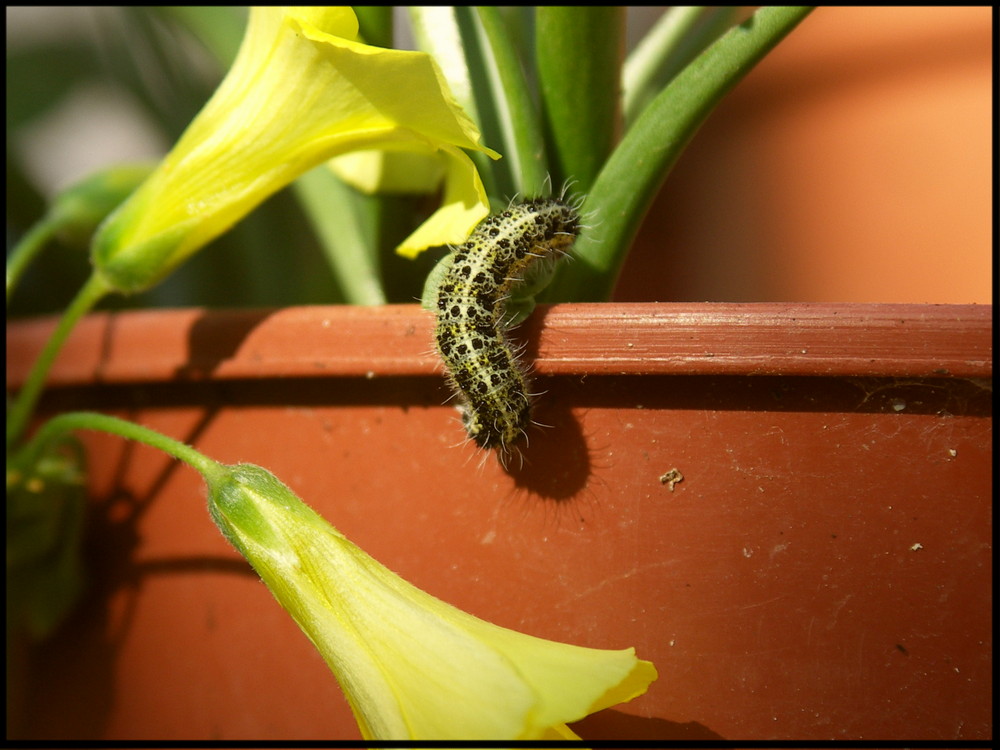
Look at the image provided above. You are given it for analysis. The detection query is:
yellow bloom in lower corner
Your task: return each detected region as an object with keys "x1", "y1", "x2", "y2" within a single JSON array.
[{"x1": 207, "y1": 464, "x2": 657, "y2": 740}]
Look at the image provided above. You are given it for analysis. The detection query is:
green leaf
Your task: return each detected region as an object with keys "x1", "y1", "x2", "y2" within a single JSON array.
[
  {"x1": 535, "y1": 7, "x2": 625, "y2": 195},
  {"x1": 158, "y1": 6, "x2": 248, "y2": 66},
  {"x1": 475, "y1": 7, "x2": 549, "y2": 198},
  {"x1": 293, "y1": 167, "x2": 385, "y2": 306},
  {"x1": 408, "y1": 7, "x2": 507, "y2": 200},
  {"x1": 353, "y1": 6, "x2": 394, "y2": 49},
  {"x1": 6, "y1": 434, "x2": 88, "y2": 640},
  {"x1": 622, "y1": 7, "x2": 740, "y2": 127},
  {"x1": 546, "y1": 6, "x2": 815, "y2": 302}
]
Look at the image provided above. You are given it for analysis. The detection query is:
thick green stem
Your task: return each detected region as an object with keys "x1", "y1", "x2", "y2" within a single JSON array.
[{"x1": 6, "y1": 273, "x2": 111, "y2": 447}]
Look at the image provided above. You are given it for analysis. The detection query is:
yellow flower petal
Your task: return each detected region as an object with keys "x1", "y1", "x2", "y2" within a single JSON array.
[
  {"x1": 207, "y1": 464, "x2": 657, "y2": 740},
  {"x1": 328, "y1": 150, "x2": 446, "y2": 195},
  {"x1": 395, "y1": 146, "x2": 493, "y2": 258},
  {"x1": 326, "y1": 142, "x2": 494, "y2": 257},
  {"x1": 92, "y1": 6, "x2": 497, "y2": 293}
]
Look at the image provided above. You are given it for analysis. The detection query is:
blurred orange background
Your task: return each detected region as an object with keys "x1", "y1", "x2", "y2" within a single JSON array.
[{"x1": 619, "y1": 6, "x2": 992, "y2": 303}]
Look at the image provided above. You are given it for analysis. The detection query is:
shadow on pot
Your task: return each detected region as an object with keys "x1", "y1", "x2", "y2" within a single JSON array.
[
  {"x1": 503, "y1": 385, "x2": 592, "y2": 502},
  {"x1": 572, "y1": 707, "x2": 725, "y2": 740}
]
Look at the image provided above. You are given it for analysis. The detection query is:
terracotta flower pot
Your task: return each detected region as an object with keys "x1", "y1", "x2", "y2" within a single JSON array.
[{"x1": 6, "y1": 302, "x2": 992, "y2": 740}]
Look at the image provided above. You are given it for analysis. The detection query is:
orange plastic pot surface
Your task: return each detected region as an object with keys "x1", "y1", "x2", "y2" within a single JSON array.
[{"x1": 6, "y1": 303, "x2": 992, "y2": 740}]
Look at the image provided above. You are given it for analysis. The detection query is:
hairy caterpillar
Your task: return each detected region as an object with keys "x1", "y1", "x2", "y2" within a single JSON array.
[{"x1": 432, "y1": 197, "x2": 580, "y2": 460}]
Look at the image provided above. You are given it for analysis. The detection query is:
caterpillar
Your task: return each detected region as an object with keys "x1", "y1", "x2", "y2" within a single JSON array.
[{"x1": 433, "y1": 197, "x2": 580, "y2": 460}]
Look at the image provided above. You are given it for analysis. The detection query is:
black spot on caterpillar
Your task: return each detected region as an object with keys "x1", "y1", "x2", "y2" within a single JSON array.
[{"x1": 432, "y1": 197, "x2": 580, "y2": 459}]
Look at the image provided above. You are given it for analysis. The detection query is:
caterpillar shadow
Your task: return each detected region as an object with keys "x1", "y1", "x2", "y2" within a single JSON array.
[{"x1": 501, "y1": 384, "x2": 591, "y2": 502}]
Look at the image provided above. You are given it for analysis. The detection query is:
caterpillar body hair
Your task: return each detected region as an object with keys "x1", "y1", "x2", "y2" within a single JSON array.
[{"x1": 433, "y1": 197, "x2": 580, "y2": 458}]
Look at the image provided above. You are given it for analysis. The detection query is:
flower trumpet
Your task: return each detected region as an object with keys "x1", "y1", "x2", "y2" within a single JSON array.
[
  {"x1": 92, "y1": 7, "x2": 498, "y2": 294},
  {"x1": 207, "y1": 463, "x2": 657, "y2": 740}
]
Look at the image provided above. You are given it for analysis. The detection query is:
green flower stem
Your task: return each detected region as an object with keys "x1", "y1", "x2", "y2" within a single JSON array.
[
  {"x1": 6, "y1": 217, "x2": 60, "y2": 305},
  {"x1": 8, "y1": 164, "x2": 155, "y2": 306},
  {"x1": 6, "y1": 273, "x2": 111, "y2": 448},
  {"x1": 475, "y1": 7, "x2": 548, "y2": 197},
  {"x1": 15, "y1": 411, "x2": 225, "y2": 486},
  {"x1": 546, "y1": 6, "x2": 815, "y2": 303},
  {"x1": 535, "y1": 7, "x2": 625, "y2": 195}
]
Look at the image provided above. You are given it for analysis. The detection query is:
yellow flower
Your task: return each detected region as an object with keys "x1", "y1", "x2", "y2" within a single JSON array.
[
  {"x1": 92, "y1": 6, "x2": 498, "y2": 293},
  {"x1": 207, "y1": 463, "x2": 657, "y2": 740}
]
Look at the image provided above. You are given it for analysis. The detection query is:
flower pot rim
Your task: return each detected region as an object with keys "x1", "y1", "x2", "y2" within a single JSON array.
[{"x1": 6, "y1": 301, "x2": 992, "y2": 390}]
